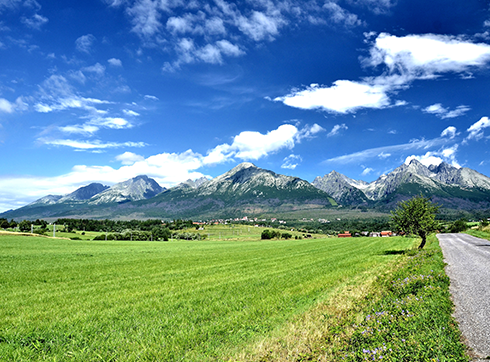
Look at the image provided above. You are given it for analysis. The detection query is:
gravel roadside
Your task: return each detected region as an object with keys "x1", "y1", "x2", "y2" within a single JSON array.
[{"x1": 437, "y1": 233, "x2": 490, "y2": 360}]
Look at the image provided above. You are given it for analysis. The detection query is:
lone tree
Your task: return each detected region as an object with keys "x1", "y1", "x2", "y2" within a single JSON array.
[{"x1": 390, "y1": 195, "x2": 439, "y2": 249}]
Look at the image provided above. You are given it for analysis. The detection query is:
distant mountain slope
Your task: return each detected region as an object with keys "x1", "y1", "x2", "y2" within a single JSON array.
[
  {"x1": 58, "y1": 183, "x2": 109, "y2": 203},
  {"x1": 26, "y1": 195, "x2": 63, "y2": 207}
]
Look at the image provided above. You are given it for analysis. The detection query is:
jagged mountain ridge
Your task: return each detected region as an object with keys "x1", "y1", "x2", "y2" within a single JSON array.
[
  {"x1": 312, "y1": 171, "x2": 370, "y2": 205},
  {"x1": 313, "y1": 159, "x2": 490, "y2": 209}
]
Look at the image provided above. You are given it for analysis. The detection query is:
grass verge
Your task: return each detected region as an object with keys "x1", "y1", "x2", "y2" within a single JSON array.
[{"x1": 234, "y1": 235, "x2": 469, "y2": 361}]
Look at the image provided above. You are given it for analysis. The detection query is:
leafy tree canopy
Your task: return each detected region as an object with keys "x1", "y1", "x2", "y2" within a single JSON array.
[{"x1": 390, "y1": 195, "x2": 439, "y2": 249}]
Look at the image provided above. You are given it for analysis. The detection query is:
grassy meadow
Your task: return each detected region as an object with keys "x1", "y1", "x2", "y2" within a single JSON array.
[
  {"x1": 0, "y1": 227, "x2": 469, "y2": 361},
  {"x1": 0, "y1": 227, "x2": 413, "y2": 361}
]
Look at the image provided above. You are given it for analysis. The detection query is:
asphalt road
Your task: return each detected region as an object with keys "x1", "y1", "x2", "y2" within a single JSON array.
[{"x1": 437, "y1": 233, "x2": 490, "y2": 359}]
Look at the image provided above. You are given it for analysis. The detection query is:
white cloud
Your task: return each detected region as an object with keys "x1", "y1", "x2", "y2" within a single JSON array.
[
  {"x1": 166, "y1": 38, "x2": 245, "y2": 69},
  {"x1": 92, "y1": 117, "x2": 132, "y2": 129},
  {"x1": 277, "y1": 33, "x2": 490, "y2": 115},
  {"x1": 22, "y1": 13, "x2": 48, "y2": 30},
  {"x1": 203, "y1": 123, "x2": 321, "y2": 165},
  {"x1": 167, "y1": 15, "x2": 194, "y2": 34},
  {"x1": 123, "y1": 109, "x2": 140, "y2": 116},
  {"x1": 281, "y1": 154, "x2": 302, "y2": 169},
  {"x1": 327, "y1": 123, "x2": 348, "y2": 137},
  {"x1": 296, "y1": 123, "x2": 325, "y2": 140},
  {"x1": 441, "y1": 126, "x2": 458, "y2": 139},
  {"x1": 323, "y1": 2, "x2": 363, "y2": 27},
  {"x1": 0, "y1": 98, "x2": 14, "y2": 113},
  {"x1": 108, "y1": 58, "x2": 122, "y2": 67},
  {"x1": 127, "y1": 0, "x2": 162, "y2": 37},
  {"x1": 378, "y1": 152, "x2": 391, "y2": 159},
  {"x1": 115, "y1": 151, "x2": 145, "y2": 165},
  {"x1": 466, "y1": 116, "x2": 490, "y2": 141},
  {"x1": 204, "y1": 124, "x2": 297, "y2": 163},
  {"x1": 0, "y1": 97, "x2": 26, "y2": 113},
  {"x1": 40, "y1": 139, "x2": 147, "y2": 150},
  {"x1": 216, "y1": 40, "x2": 244, "y2": 57},
  {"x1": 83, "y1": 63, "x2": 106, "y2": 75},
  {"x1": 75, "y1": 34, "x2": 96, "y2": 53},
  {"x1": 405, "y1": 144, "x2": 460, "y2": 168},
  {"x1": 237, "y1": 10, "x2": 285, "y2": 41},
  {"x1": 324, "y1": 136, "x2": 449, "y2": 164},
  {"x1": 423, "y1": 103, "x2": 470, "y2": 119},
  {"x1": 144, "y1": 95, "x2": 159, "y2": 100},
  {"x1": 405, "y1": 154, "x2": 443, "y2": 167},
  {"x1": 276, "y1": 81, "x2": 390, "y2": 113},
  {"x1": 361, "y1": 167, "x2": 373, "y2": 176},
  {"x1": 58, "y1": 124, "x2": 100, "y2": 135},
  {"x1": 366, "y1": 33, "x2": 490, "y2": 78}
]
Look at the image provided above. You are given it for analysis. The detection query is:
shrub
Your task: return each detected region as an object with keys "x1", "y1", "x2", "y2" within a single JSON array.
[{"x1": 261, "y1": 230, "x2": 271, "y2": 240}]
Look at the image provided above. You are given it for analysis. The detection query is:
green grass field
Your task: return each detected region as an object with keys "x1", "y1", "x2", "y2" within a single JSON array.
[{"x1": 0, "y1": 229, "x2": 418, "y2": 361}]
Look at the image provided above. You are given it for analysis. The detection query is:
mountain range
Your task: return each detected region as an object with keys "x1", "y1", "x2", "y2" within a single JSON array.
[
  {"x1": 2, "y1": 160, "x2": 490, "y2": 221},
  {"x1": 313, "y1": 159, "x2": 490, "y2": 210}
]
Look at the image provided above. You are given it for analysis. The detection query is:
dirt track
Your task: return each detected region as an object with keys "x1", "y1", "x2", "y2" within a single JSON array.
[{"x1": 437, "y1": 233, "x2": 490, "y2": 360}]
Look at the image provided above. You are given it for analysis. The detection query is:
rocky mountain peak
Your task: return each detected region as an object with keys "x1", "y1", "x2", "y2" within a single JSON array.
[{"x1": 89, "y1": 175, "x2": 164, "y2": 204}]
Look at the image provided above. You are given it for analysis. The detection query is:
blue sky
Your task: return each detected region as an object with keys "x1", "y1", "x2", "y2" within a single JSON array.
[{"x1": 1, "y1": 0, "x2": 490, "y2": 212}]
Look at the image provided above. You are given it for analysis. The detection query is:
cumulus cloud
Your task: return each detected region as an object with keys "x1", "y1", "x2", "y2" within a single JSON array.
[
  {"x1": 0, "y1": 97, "x2": 27, "y2": 113},
  {"x1": 115, "y1": 151, "x2": 145, "y2": 165},
  {"x1": 0, "y1": 98, "x2": 15, "y2": 113},
  {"x1": 236, "y1": 10, "x2": 285, "y2": 41},
  {"x1": 366, "y1": 33, "x2": 490, "y2": 78},
  {"x1": 203, "y1": 124, "x2": 298, "y2": 164},
  {"x1": 327, "y1": 123, "x2": 348, "y2": 137},
  {"x1": 277, "y1": 33, "x2": 490, "y2": 114},
  {"x1": 275, "y1": 81, "x2": 390, "y2": 113},
  {"x1": 423, "y1": 103, "x2": 470, "y2": 119},
  {"x1": 83, "y1": 63, "x2": 106, "y2": 76},
  {"x1": 108, "y1": 58, "x2": 123, "y2": 67},
  {"x1": 405, "y1": 144, "x2": 460, "y2": 168},
  {"x1": 75, "y1": 34, "x2": 96, "y2": 53},
  {"x1": 466, "y1": 116, "x2": 490, "y2": 141},
  {"x1": 203, "y1": 123, "x2": 324, "y2": 165},
  {"x1": 126, "y1": 0, "x2": 162, "y2": 37}
]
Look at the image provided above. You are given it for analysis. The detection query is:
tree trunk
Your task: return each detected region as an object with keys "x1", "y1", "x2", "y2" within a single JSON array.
[{"x1": 418, "y1": 235, "x2": 426, "y2": 249}]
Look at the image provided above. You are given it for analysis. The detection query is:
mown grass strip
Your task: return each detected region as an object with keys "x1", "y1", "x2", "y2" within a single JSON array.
[{"x1": 234, "y1": 235, "x2": 469, "y2": 361}]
